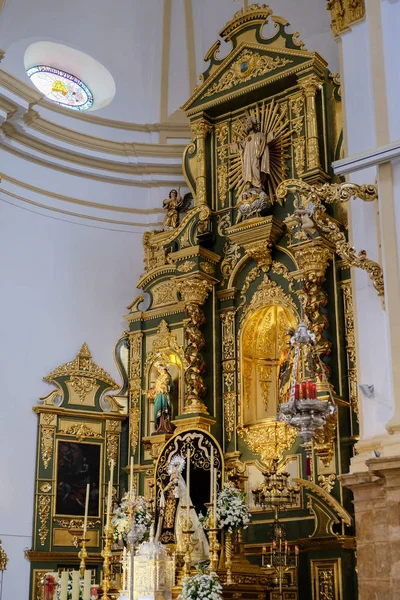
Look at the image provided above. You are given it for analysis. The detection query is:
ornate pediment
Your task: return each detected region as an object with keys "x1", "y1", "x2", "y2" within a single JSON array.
[{"x1": 182, "y1": 5, "x2": 327, "y2": 115}]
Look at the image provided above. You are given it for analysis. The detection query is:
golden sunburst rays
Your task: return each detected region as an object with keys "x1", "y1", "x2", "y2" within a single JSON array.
[{"x1": 228, "y1": 99, "x2": 291, "y2": 203}]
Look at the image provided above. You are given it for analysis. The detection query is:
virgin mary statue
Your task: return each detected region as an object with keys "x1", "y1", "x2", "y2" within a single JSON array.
[{"x1": 155, "y1": 455, "x2": 209, "y2": 563}]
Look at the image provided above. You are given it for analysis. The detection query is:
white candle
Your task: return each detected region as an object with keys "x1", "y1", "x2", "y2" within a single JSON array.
[
  {"x1": 106, "y1": 459, "x2": 114, "y2": 528},
  {"x1": 71, "y1": 571, "x2": 80, "y2": 600},
  {"x1": 130, "y1": 456, "x2": 134, "y2": 498},
  {"x1": 83, "y1": 569, "x2": 91, "y2": 600},
  {"x1": 83, "y1": 483, "x2": 90, "y2": 535},
  {"x1": 213, "y1": 468, "x2": 217, "y2": 525},
  {"x1": 210, "y1": 447, "x2": 214, "y2": 505},
  {"x1": 60, "y1": 571, "x2": 68, "y2": 600},
  {"x1": 186, "y1": 449, "x2": 190, "y2": 526}
]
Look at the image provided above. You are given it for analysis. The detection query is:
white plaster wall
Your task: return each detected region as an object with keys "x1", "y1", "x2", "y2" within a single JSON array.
[
  {"x1": 340, "y1": 19, "x2": 394, "y2": 440},
  {"x1": 0, "y1": 199, "x2": 143, "y2": 600},
  {"x1": 381, "y1": 0, "x2": 400, "y2": 142}
]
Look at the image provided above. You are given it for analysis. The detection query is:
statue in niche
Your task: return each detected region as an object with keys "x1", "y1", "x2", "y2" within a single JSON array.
[
  {"x1": 230, "y1": 116, "x2": 275, "y2": 219},
  {"x1": 148, "y1": 361, "x2": 175, "y2": 434},
  {"x1": 162, "y1": 189, "x2": 193, "y2": 231},
  {"x1": 155, "y1": 455, "x2": 209, "y2": 562},
  {"x1": 230, "y1": 115, "x2": 275, "y2": 191},
  {"x1": 278, "y1": 328, "x2": 295, "y2": 404}
]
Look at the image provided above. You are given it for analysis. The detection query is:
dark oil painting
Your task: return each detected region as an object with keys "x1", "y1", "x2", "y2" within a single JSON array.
[{"x1": 56, "y1": 441, "x2": 101, "y2": 516}]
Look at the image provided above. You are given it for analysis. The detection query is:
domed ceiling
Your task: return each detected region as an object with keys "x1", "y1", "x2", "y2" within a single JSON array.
[{"x1": 0, "y1": 0, "x2": 338, "y2": 226}]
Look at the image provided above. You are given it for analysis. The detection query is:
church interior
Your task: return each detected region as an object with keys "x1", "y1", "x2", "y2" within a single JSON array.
[{"x1": 1, "y1": 1, "x2": 400, "y2": 599}]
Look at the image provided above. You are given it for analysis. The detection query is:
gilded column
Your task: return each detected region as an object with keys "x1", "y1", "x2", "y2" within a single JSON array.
[
  {"x1": 190, "y1": 118, "x2": 212, "y2": 206},
  {"x1": 220, "y1": 309, "x2": 236, "y2": 442},
  {"x1": 298, "y1": 74, "x2": 323, "y2": 177},
  {"x1": 175, "y1": 274, "x2": 213, "y2": 414},
  {"x1": 294, "y1": 240, "x2": 333, "y2": 368}
]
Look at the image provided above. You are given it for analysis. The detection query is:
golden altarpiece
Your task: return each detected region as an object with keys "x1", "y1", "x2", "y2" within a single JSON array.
[{"x1": 28, "y1": 5, "x2": 372, "y2": 600}]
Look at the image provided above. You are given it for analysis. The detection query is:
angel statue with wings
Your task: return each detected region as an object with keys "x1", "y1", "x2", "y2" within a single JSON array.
[
  {"x1": 155, "y1": 455, "x2": 209, "y2": 563},
  {"x1": 228, "y1": 100, "x2": 290, "y2": 220}
]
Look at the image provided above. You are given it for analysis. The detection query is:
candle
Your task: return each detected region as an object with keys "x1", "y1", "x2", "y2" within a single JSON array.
[
  {"x1": 83, "y1": 483, "x2": 90, "y2": 536},
  {"x1": 210, "y1": 446, "x2": 214, "y2": 504},
  {"x1": 186, "y1": 449, "x2": 191, "y2": 526},
  {"x1": 60, "y1": 572, "x2": 68, "y2": 600},
  {"x1": 294, "y1": 383, "x2": 300, "y2": 400},
  {"x1": 71, "y1": 571, "x2": 80, "y2": 600},
  {"x1": 106, "y1": 459, "x2": 114, "y2": 528},
  {"x1": 130, "y1": 456, "x2": 134, "y2": 498},
  {"x1": 262, "y1": 546, "x2": 266, "y2": 555},
  {"x1": 213, "y1": 468, "x2": 217, "y2": 525},
  {"x1": 295, "y1": 545, "x2": 299, "y2": 556},
  {"x1": 301, "y1": 380, "x2": 307, "y2": 399},
  {"x1": 83, "y1": 570, "x2": 91, "y2": 600}
]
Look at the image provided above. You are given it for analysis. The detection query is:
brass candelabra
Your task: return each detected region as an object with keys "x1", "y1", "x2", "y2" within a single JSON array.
[
  {"x1": 182, "y1": 509, "x2": 194, "y2": 579},
  {"x1": 205, "y1": 503, "x2": 220, "y2": 573},
  {"x1": 261, "y1": 521, "x2": 299, "y2": 597},
  {"x1": 101, "y1": 524, "x2": 113, "y2": 600},
  {"x1": 78, "y1": 535, "x2": 90, "y2": 577}
]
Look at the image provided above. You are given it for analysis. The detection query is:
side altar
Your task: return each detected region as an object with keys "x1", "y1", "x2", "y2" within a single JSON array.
[{"x1": 27, "y1": 5, "x2": 376, "y2": 600}]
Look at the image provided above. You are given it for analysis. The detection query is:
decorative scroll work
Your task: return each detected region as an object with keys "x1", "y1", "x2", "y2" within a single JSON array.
[
  {"x1": 221, "y1": 310, "x2": 237, "y2": 441},
  {"x1": 238, "y1": 421, "x2": 297, "y2": 467},
  {"x1": 129, "y1": 332, "x2": 143, "y2": 455},
  {"x1": 38, "y1": 494, "x2": 51, "y2": 546},
  {"x1": 276, "y1": 180, "x2": 384, "y2": 298},
  {"x1": 204, "y1": 50, "x2": 293, "y2": 98},
  {"x1": 40, "y1": 413, "x2": 56, "y2": 469},
  {"x1": 341, "y1": 281, "x2": 358, "y2": 416}
]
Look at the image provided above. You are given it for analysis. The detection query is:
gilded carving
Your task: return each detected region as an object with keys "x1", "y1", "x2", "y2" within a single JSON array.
[
  {"x1": 314, "y1": 413, "x2": 337, "y2": 467},
  {"x1": 327, "y1": 0, "x2": 365, "y2": 37},
  {"x1": 106, "y1": 433, "x2": 119, "y2": 467},
  {"x1": 38, "y1": 494, "x2": 51, "y2": 546},
  {"x1": 341, "y1": 281, "x2": 358, "y2": 416},
  {"x1": 215, "y1": 122, "x2": 229, "y2": 162},
  {"x1": 298, "y1": 75, "x2": 323, "y2": 172},
  {"x1": 224, "y1": 392, "x2": 236, "y2": 442},
  {"x1": 258, "y1": 365, "x2": 272, "y2": 410},
  {"x1": 152, "y1": 281, "x2": 177, "y2": 307},
  {"x1": 33, "y1": 570, "x2": 48, "y2": 600},
  {"x1": 69, "y1": 374, "x2": 96, "y2": 403},
  {"x1": 177, "y1": 260, "x2": 196, "y2": 273},
  {"x1": 240, "y1": 276, "x2": 298, "y2": 327},
  {"x1": 62, "y1": 422, "x2": 99, "y2": 441},
  {"x1": 217, "y1": 163, "x2": 228, "y2": 207},
  {"x1": 180, "y1": 227, "x2": 191, "y2": 249},
  {"x1": 218, "y1": 213, "x2": 242, "y2": 284},
  {"x1": 221, "y1": 309, "x2": 237, "y2": 440},
  {"x1": 45, "y1": 343, "x2": 118, "y2": 391},
  {"x1": 238, "y1": 421, "x2": 297, "y2": 466},
  {"x1": 237, "y1": 266, "x2": 261, "y2": 311},
  {"x1": 318, "y1": 474, "x2": 336, "y2": 494},
  {"x1": 204, "y1": 50, "x2": 293, "y2": 98},
  {"x1": 129, "y1": 332, "x2": 143, "y2": 455},
  {"x1": 41, "y1": 425, "x2": 55, "y2": 469},
  {"x1": 271, "y1": 261, "x2": 296, "y2": 293},
  {"x1": 200, "y1": 261, "x2": 215, "y2": 275},
  {"x1": 293, "y1": 137, "x2": 306, "y2": 176}
]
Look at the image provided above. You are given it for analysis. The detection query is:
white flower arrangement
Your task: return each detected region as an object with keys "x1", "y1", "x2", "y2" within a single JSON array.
[
  {"x1": 111, "y1": 493, "x2": 152, "y2": 544},
  {"x1": 178, "y1": 570, "x2": 222, "y2": 600},
  {"x1": 216, "y1": 482, "x2": 251, "y2": 533}
]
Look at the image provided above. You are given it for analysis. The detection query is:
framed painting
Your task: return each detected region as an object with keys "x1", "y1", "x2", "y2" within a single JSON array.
[{"x1": 55, "y1": 440, "x2": 101, "y2": 517}]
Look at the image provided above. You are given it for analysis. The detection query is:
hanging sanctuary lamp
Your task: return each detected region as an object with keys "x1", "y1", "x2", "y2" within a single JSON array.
[{"x1": 277, "y1": 321, "x2": 336, "y2": 446}]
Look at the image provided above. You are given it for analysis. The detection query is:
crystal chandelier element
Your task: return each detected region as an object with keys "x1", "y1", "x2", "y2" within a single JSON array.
[
  {"x1": 278, "y1": 322, "x2": 336, "y2": 443},
  {"x1": 252, "y1": 459, "x2": 300, "y2": 515}
]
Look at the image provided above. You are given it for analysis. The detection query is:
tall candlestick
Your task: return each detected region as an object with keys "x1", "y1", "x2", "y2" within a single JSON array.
[
  {"x1": 83, "y1": 483, "x2": 90, "y2": 535},
  {"x1": 210, "y1": 447, "x2": 214, "y2": 504},
  {"x1": 186, "y1": 449, "x2": 191, "y2": 526},
  {"x1": 213, "y1": 468, "x2": 217, "y2": 524},
  {"x1": 106, "y1": 459, "x2": 114, "y2": 529},
  {"x1": 60, "y1": 572, "x2": 68, "y2": 600},
  {"x1": 130, "y1": 456, "x2": 134, "y2": 498}
]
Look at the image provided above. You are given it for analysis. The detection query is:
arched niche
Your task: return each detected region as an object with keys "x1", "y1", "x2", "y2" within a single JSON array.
[{"x1": 241, "y1": 303, "x2": 297, "y2": 425}]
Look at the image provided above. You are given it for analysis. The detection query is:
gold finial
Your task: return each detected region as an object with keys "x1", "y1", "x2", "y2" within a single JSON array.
[
  {"x1": 78, "y1": 343, "x2": 92, "y2": 359},
  {"x1": 0, "y1": 540, "x2": 8, "y2": 571}
]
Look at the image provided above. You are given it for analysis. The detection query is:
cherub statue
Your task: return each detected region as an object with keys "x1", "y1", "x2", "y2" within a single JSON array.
[{"x1": 294, "y1": 199, "x2": 316, "y2": 237}]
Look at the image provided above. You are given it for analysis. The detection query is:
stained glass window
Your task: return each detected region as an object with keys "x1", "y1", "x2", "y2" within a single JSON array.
[{"x1": 26, "y1": 65, "x2": 93, "y2": 111}]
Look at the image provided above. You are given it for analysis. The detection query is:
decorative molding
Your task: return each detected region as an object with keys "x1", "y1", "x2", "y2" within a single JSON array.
[{"x1": 333, "y1": 139, "x2": 400, "y2": 175}]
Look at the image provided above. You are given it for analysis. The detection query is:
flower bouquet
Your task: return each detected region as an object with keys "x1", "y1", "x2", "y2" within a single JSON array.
[
  {"x1": 112, "y1": 493, "x2": 152, "y2": 544},
  {"x1": 216, "y1": 482, "x2": 250, "y2": 533},
  {"x1": 179, "y1": 569, "x2": 222, "y2": 600}
]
